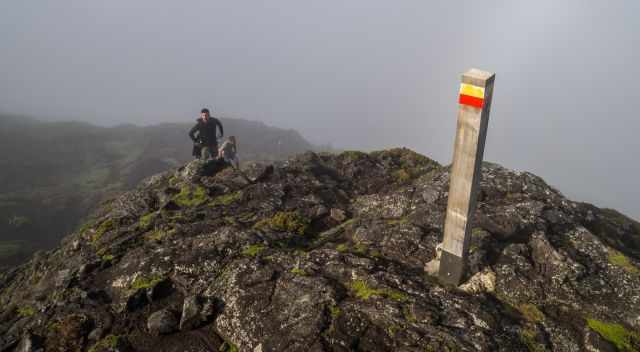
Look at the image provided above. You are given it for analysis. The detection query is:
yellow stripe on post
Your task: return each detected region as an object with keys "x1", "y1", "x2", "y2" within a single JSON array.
[{"x1": 459, "y1": 83, "x2": 485, "y2": 99}]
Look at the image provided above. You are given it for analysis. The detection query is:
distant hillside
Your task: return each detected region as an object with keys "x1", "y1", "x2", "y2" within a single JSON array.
[{"x1": 0, "y1": 115, "x2": 314, "y2": 268}]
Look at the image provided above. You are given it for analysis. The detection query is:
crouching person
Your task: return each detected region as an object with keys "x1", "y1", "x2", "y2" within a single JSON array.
[{"x1": 219, "y1": 136, "x2": 240, "y2": 168}]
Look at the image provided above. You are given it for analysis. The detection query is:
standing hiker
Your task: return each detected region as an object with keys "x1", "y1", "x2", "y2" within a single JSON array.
[{"x1": 189, "y1": 108, "x2": 224, "y2": 160}]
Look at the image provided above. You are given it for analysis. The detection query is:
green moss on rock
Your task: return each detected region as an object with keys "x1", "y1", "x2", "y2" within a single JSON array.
[
  {"x1": 219, "y1": 341, "x2": 239, "y2": 352},
  {"x1": 393, "y1": 169, "x2": 412, "y2": 183},
  {"x1": 402, "y1": 305, "x2": 417, "y2": 323},
  {"x1": 145, "y1": 228, "x2": 176, "y2": 242},
  {"x1": 335, "y1": 243, "x2": 348, "y2": 252},
  {"x1": 131, "y1": 274, "x2": 164, "y2": 291},
  {"x1": 520, "y1": 328, "x2": 545, "y2": 352},
  {"x1": 17, "y1": 306, "x2": 35, "y2": 317},
  {"x1": 88, "y1": 335, "x2": 121, "y2": 352},
  {"x1": 290, "y1": 267, "x2": 307, "y2": 276},
  {"x1": 330, "y1": 305, "x2": 341, "y2": 319},
  {"x1": 587, "y1": 319, "x2": 640, "y2": 352},
  {"x1": 608, "y1": 248, "x2": 640, "y2": 274},
  {"x1": 254, "y1": 211, "x2": 310, "y2": 235},
  {"x1": 340, "y1": 150, "x2": 368, "y2": 161},
  {"x1": 349, "y1": 280, "x2": 408, "y2": 302},
  {"x1": 139, "y1": 212, "x2": 156, "y2": 229},
  {"x1": 174, "y1": 185, "x2": 209, "y2": 207},
  {"x1": 242, "y1": 244, "x2": 265, "y2": 257},
  {"x1": 91, "y1": 219, "x2": 114, "y2": 244},
  {"x1": 209, "y1": 191, "x2": 242, "y2": 207},
  {"x1": 353, "y1": 242, "x2": 368, "y2": 255},
  {"x1": 77, "y1": 221, "x2": 95, "y2": 236},
  {"x1": 387, "y1": 217, "x2": 410, "y2": 226},
  {"x1": 518, "y1": 304, "x2": 545, "y2": 323}
]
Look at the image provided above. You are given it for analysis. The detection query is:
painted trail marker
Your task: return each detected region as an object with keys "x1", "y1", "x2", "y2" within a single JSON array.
[{"x1": 438, "y1": 68, "x2": 495, "y2": 286}]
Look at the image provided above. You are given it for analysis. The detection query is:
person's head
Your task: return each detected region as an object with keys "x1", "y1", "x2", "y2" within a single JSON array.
[
  {"x1": 229, "y1": 136, "x2": 236, "y2": 144},
  {"x1": 200, "y1": 108, "x2": 210, "y2": 120}
]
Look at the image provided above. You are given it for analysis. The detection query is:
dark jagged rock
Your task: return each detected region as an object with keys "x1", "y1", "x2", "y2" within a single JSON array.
[
  {"x1": 15, "y1": 333, "x2": 42, "y2": 352},
  {"x1": 179, "y1": 295, "x2": 203, "y2": 331},
  {"x1": 147, "y1": 309, "x2": 179, "y2": 336},
  {"x1": 0, "y1": 148, "x2": 639, "y2": 351}
]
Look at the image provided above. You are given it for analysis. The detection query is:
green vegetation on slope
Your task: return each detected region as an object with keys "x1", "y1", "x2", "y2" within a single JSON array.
[
  {"x1": 131, "y1": 274, "x2": 165, "y2": 291},
  {"x1": 174, "y1": 185, "x2": 208, "y2": 207},
  {"x1": 349, "y1": 280, "x2": 408, "y2": 302},
  {"x1": 587, "y1": 319, "x2": 640, "y2": 352},
  {"x1": 254, "y1": 211, "x2": 310, "y2": 235},
  {"x1": 608, "y1": 248, "x2": 640, "y2": 274}
]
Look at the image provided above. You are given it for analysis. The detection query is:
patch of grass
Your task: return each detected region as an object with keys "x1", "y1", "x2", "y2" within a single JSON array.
[
  {"x1": 608, "y1": 248, "x2": 639, "y2": 274},
  {"x1": 168, "y1": 176, "x2": 180, "y2": 187},
  {"x1": 242, "y1": 244, "x2": 265, "y2": 257},
  {"x1": 223, "y1": 216, "x2": 237, "y2": 225},
  {"x1": 131, "y1": 274, "x2": 164, "y2": 291},
  {"x1": 254, "y1": 211, "x2": 310, "y2": 236},
  {"x1": 88, "y1": 335, "x2": 121, "y2": 352},
  {"x1": 340, "y1": 150, "x2": 368, "y2": 160},
  {"x1": 587, "y1": 319, "x2": 640, "y2": 352},
  {"x1": 162, "y1": 211, "x2": 185, "y2": 223},
  {"x1": 393, "y1": 169, "x2": 412, "y2": 183},
  {"x1": 17, "y1": 306, "x2": 35, "y2": 317},
  {"x1": 518, "y1": 304, "x2": 545, "y2": 323},
  {"x1": 139, "y1": 212, "x2": 156, "y2": 229},
  {"x1": 291, "y1": 267, "x2": 307, "y2": 276},
  {"x1": 46, "y1": 321, "x2": 60, "y2": 333},
  {"x1": 174, "y1": 185, "x2": 209, "y2": 207},
  {"x1": 91, "y1": 219, "x2": 114, "y2": 244},
  {"x1": 77, "y1": 221, "x2": 95, "y2": 235},
  {"x1": 349, "y1": 280, "x2": 408, "y2": 302},
  {"x1": 145, "y1": 228, "x2": 176, "y2": 242},
  {"x1": 370, "y1": 148, "x2": 440, "y2": 179},
  {"x1": 209, "y1": 191, "x2": 242, "y2": 207},
  {"x1": 330, "y1": 305, "x2": 341, "y2": 319},
  {"x1": 520, "y1": 328, "x2": 545, "y2": 352},
  {"x1": 353, "y1": 242, "x2": 368, "y2": 255},
  {"x1": 336, "y1": 243, "x2": 348, "y2": 252},
  {"x1": 101, "y1": 254, "x2": 114, "y2": 263},
  {"x1": 387, "y1": 217, "x2": 410, "y2": 226},
  {"x1": 402, "y1": 305, "x2": 417, "y2": 323}
]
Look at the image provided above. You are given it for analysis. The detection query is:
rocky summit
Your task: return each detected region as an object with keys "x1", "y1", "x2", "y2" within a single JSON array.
[{"x1": 1, "y1": 148, "x2": 639, "y2": 352}]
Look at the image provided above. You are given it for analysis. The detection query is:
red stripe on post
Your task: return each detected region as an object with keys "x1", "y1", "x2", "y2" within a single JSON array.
[{"x1": 459, "y1": 94, "x2": 484, "y2": 108}]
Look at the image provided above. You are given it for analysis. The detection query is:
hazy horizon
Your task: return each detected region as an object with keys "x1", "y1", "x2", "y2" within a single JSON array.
[{"x1": 2, "y1": 1, "x2": 639, "y2": 219}]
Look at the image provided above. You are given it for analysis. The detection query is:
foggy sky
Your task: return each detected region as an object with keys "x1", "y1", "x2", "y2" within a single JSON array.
[{"x1": 1, "y1": 1, "x2": 639, "y2": 219}]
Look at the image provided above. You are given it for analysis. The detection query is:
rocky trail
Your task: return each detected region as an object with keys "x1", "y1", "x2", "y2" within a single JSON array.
[{"x1": 1, "y1": 148, "x2": 639, "y2": 351}]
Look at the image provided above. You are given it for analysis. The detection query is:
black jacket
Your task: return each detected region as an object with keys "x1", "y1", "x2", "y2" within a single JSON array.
[{"x1": 189, "y1": 117, "x2": 224, "y2": 146}]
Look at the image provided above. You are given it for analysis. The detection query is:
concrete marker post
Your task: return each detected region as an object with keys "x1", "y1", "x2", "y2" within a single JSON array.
[{"x1": 438, "y1": 68, "x2": 495, "y2": 286}]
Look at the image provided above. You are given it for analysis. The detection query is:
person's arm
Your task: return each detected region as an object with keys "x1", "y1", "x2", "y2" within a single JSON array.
[
  {"x1": 215, "y1": 119, "x2": 224, "y2": 138},
  {"x1": 189, "y1": 123, "x2": 199, "y2": 142}
]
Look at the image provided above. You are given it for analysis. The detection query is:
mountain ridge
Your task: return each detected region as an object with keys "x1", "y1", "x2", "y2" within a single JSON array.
[
  {"x1": 1, "y1": 148, "x2": 639, "y2": 351},
  {"x1": 0, "y1": 115, "x2": 315, "y2": 268}
]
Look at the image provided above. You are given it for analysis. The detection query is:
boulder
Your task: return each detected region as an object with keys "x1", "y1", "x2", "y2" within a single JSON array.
[
  {"x1": 15, "y1": 333, "x2": 42, "y2": 352},
  {"x1": 179, "y1": 295, "x2": 203, "y2": 331},
  {"x1": 147, "y1": 309, "x2": 178, "y2": 335}
]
